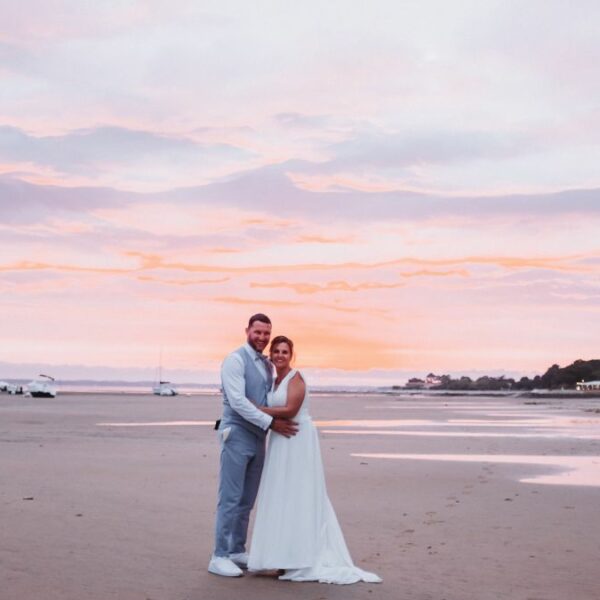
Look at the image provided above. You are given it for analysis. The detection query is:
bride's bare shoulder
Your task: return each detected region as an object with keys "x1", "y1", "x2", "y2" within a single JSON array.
[{"x1": 289, "y1": 371, "x2": 306, "y2": 390}]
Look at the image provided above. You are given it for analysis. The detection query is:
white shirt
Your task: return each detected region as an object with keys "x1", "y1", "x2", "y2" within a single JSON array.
[{"x1": 220, "y1": 343, "x2": 273, "y2": 430}]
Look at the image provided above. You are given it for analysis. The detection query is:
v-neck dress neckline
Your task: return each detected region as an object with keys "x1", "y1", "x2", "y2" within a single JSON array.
[{"x1": 273, "y1": 368, "x2": 296, "y2": 393}]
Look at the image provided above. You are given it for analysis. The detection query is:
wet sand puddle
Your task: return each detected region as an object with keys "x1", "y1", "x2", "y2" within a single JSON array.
[
  {"x1": 96, "y1": 402, "x2": 600, "y2": 441},
  {"x1": 332, "y1": 398, "x2": 600, "y2": 486},
  {"x1": 350, "y1": 453, "x2": 600, "y2": 487},
  {"x1": 327, "y1": 397, "x2": 600, "y2": 439},
  {"x1": 319, "y1": 416, "x2": 600, "y2": 440},
  {"x1": 94, "y1": 400, "x2": 600, "y2": 487},
  {"x1": 97, "y1": 421, "x2": 215, "y2": 427}
]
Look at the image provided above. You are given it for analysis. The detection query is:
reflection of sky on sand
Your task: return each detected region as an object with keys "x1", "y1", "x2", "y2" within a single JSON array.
[
  {"x1": 96, "y1": 413, "x2": 600, "y2": 442},
  {"x1": 351, "y1": 453, "x2": 600, "y2": 487},
  {"x1": 315, "y1": 419, "x2": 431, "y2": 427},
  {"x1": 323, "y1": 429, "x2": 599, "y2": 440},
  {"x1": 451, "y1": 410, "x2": 552, "y2": 417},
  {"x1": 366, "y1": 402, "x2": 519, "y2": 409},
  {"x1": 97, "y1": 421, "x2": 214, "y2": 427},
  {"x1": 318, "y1": 415, "x2": 600, "y2": 440},
  {"x1": 96, "y1": 419, "x2": 434, "y2": 428},
  {"x1": 340, "y1": 398, "x2": 600, "y2": 486},
  {"x1": 342, "y1": 396, "x2": 600, "y2": 440}
]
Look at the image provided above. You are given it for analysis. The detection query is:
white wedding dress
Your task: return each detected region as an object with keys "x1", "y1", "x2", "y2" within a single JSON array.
[{"x1": 248, "y1": 369, "x2": 381, "y2": 584}]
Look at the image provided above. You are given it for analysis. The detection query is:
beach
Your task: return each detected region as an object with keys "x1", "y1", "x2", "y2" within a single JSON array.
[{"x1": 1, "y1": 391, "x2": 599, "y2": 600}]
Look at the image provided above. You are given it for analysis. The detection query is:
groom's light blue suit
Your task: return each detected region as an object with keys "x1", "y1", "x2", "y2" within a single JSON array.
[{"x1": 214, "y1": 345, "x2": 273, "y2": 557}]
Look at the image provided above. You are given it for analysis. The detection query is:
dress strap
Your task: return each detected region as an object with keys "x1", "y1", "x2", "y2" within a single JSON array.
[{"x1": 274, "y1": 368, "x2": 297, "y2": 392}]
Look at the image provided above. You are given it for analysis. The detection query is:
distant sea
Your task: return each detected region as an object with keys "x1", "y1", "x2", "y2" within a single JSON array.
[
  {"x1": 6, "y1": 379, "x2": 589, "y2": 398},
  {"x1": 59, "y1": 381, "x2": 221, "y2": 395},
  {"x1": 3, "y1": 379, "x2": 384, "y2": 395}
]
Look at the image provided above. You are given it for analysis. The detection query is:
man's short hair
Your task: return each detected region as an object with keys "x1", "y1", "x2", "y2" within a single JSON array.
[{"x1": 248, "y1": 313, "x2": 272, "y2": 327}]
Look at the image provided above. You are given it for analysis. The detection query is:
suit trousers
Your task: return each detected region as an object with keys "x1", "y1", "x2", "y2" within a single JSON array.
[{"x1": 214, "y1": 423, "x2": 266, "y2": 556}]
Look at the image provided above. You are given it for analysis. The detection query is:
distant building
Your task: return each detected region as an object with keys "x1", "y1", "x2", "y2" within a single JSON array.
[
  {"x1": 424, "y1": 375, "x2": 443, "y2": 389},
  {"x1": 405, "y1": 378, "x2": 425, "y2": 389},
  {"x1": 576, "y1": 380, "x2": 600, "y2": 391},
  {"x1": 405, "y1": 375, "x2": 443, "y2": 389}
]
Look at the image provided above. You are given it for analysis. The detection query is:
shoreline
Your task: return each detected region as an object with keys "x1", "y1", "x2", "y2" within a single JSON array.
[{"x1": 4, "y1": 388, "x2": 600, "y2": 399}]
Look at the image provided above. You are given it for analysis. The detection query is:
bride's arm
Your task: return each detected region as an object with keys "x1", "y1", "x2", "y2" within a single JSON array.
[{"x1": 260, "y1": 373, "x2": 305, "y2": 419}]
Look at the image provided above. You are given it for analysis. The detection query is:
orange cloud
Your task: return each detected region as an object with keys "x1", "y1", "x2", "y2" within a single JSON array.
[
  {"x1": 251, "y1": 270, "x2": 468, "y2": 294},
  {"x1": 213, "y1": 296, "x2": 304, "y2": 307},
  {"x1": 295, "y1": 234, "x2": 357, "y2": 244},
  {"x1": 0, "y1": 260, "x2": 130, "y2": 275},
  {"x1": 137, "y1": 275, "x2": 229, "y2": 286},
  {"x1": 250, "y1": 280, "x2": 406, "y2": 294},
  {"x1": 278, "y1": 325, "x2": 411, "y2": 370},
  {"x1": 212, "y1": 296, "x2": 388, "y2": 315},
  {"x1": 400, "y1": 269, "x2": 469, "y2": 278},
  {"x1": 205, "y1": 315, "x2": 407, "y2": 370},
  {"x1": 240, "y1": 217, "x2": 296, "y2": 228},
  {"x1": 2, "y1": 252, "x2": 595, "y2": 280},
  {"x1": 125, "y1": 251, "x2": 594, "y2": 275},
  {"x1": 206, "y1": 247, "x2": 242, "y2": 254}
]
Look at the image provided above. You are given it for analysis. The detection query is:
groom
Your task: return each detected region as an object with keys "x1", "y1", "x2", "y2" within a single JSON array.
[{"x1": 208, "y1": 313, "x2": 298, "y2": 577}]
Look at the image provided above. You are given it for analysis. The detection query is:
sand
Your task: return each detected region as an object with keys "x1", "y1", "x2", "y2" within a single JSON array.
[{"x1": 1, "y1": 391, "x2": 599, "y2": 600}]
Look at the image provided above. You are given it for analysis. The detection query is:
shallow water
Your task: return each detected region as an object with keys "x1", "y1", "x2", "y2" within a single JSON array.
[{"x1": 351, "y1": 452, "x2": 600, "y2": 487}]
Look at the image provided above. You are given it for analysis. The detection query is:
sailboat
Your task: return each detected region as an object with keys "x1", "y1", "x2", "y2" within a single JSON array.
[
  {"x1": 28, "y1": 374, "x2": 58, "y2": 398},
  {"x1": 152, "y1": 349, "x2": 178, "y2": 396},
  {"x1": 152, "y1": 380, "x2": 178, "y2": 396}
]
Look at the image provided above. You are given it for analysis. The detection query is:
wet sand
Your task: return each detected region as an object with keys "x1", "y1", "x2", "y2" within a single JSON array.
[{"x1": 1, "y1": 392, "x2": 599, "y2": 600}]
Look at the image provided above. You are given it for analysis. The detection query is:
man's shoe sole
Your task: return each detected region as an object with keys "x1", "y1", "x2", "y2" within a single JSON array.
[{"x1": 208, "y1": 565, "x2": 243, "y2": 577}]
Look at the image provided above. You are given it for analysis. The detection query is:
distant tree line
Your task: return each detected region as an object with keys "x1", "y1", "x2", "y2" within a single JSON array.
[{"x1": 404, "y1": 359, "x2": 600, "y2": 391}]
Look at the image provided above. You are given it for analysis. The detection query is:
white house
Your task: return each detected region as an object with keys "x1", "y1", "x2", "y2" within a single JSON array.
[
  {"x1": 576, "y1": 380, "x2": 600, "y2": 391},
  {"x1": 425, "y1": 375, "x2": 443, "y2": 388}
]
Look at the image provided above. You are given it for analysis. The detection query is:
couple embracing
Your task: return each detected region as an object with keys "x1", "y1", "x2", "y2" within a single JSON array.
[{"x1": 208, "y1": 313, "x2": 381, "y2": 585}]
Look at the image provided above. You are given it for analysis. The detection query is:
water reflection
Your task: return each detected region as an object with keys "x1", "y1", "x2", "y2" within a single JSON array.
[
  {"x1": 315, "y1": 419, "x2": 431, "y2": 427},
  {"x1": 351, "y1": 453, "x2": 600, "y2": 487},
  {"x1": 323, "y1": 429, "x2": 598, "y2": 439},
  {"x1": 97, "y1": 421, "x2": 214, "y2": 427},
  {"x1": 317, "y1": 415, "x2": 600, "y2": 439},
  {"x1": 366, "y1": 402, "x2": 523, "y2": 409}
]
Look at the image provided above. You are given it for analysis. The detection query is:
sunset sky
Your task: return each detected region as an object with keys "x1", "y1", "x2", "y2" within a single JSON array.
[{"x1": 1, "y1": 1, "x2": 599, "y2": 384}]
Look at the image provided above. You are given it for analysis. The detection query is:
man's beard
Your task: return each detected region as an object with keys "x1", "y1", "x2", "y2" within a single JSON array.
[{"x1": 248, "y1": 339, "x2": 267, "y2": 353}]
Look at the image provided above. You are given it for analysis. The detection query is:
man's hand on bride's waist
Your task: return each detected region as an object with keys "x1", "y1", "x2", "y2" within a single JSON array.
[{"x1": 269, "y1": 417, "x2": 298, "y2": 438}]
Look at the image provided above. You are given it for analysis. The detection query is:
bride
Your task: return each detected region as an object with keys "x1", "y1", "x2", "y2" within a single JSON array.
[{"x1": 247, "y1": 335, "x2": 382, "y2": 585}]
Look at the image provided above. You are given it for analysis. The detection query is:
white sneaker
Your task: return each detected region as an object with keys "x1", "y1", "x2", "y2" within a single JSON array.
[
  {"x1": 208, "y1": 555, "x2": 243, "y2": 577},
  {"x1": 229, "y1": 552, "x2": 249, "y2": 568}
]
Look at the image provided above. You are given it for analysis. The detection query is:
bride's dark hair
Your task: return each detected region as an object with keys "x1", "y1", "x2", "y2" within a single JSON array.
[{"x1": 269, "y1": 335, "x2": 294, "y2": 355}]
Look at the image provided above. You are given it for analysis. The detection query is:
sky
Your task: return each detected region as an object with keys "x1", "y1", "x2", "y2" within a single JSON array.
[{"x1": 1, "y1": 1, "x2": 599, "y2": 385}]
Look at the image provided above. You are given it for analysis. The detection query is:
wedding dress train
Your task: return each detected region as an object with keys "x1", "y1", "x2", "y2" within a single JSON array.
[{"x1": 248, "y1": 369, "x2": 381, "y2": 585}]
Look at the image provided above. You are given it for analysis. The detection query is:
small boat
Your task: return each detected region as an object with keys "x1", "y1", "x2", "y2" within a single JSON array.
[
  {"x1": 152, "y1": 381, "x2": 178, "y2": 396},
  {"x1": 27, "y1": 374, "x2": 57, "y2": 398},
  {"x1": 152, "y1": 348, "x2": 178, "y2": 396},
  {"x1": 0, "y1": 381, "x2": 8, "y2": 392},
  {"x1": 7, "y1": 384, "x2": 24, "y2": 395}
]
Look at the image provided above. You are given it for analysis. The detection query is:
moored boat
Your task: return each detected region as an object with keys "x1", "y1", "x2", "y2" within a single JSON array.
[
  {"x1": 152, "y1": 381, "x2": 178, "y2": 396},
  {"x1": 27, "y1": 374, "x2": 57, "y2": 398},
  {"x1": 152, "y1": 348, "x2": 178, "y2": 396}
]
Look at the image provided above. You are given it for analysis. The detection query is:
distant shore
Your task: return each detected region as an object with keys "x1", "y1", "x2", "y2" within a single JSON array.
[
  {"x1": 386, "y1": 389, "x2": 600, "y2": 399},
  {"x1": 3, "y1": 385, "x2": 600, "y2": 399}
]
